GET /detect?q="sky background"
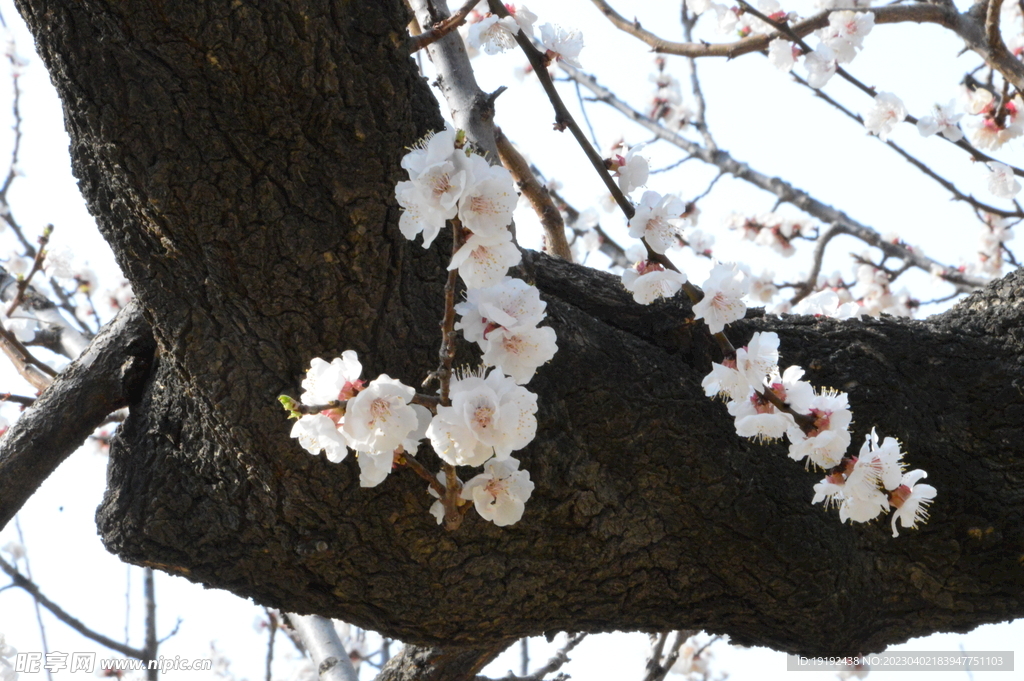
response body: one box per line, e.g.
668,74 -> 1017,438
0,0 -> 1021,679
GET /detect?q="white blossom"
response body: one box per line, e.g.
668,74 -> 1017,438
427,370 -> 538,466
612,143 -> 649,196
539,23 -> 584,68
343,375 -> 421,457
291,414 -> 349,463
449,229 -> 522,289
621,261 -> 687,304
804,43 -> 837,88
629,191 -> 685,254
467,15 -> 520,55
461,456 -> 535,526
889,469 -> 936,536
43,246 -> 74,280
787,389 -> 852,469
916,100 -> 964,142
300,353 -> 363,406
693,262 -> 748,333
735,331 -> 779,389
987,162 -> 1021,199
767,38 -> 796,72
457,154 -> 518,236
456,278 -> 547,344
791,289 -> 862,319
817,11 -> 874,63
702,361 -> 749,401
863,92 -> 907,141
482,324 -> 558,385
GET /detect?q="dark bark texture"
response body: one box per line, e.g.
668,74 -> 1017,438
12,0 -> 1024,662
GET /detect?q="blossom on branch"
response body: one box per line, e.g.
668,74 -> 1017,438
608,143 -> 649,196
449,229 -> 522,289
621,260 -> 687,304
987,162 -> 1021,199
817,10 -> 874,63
427,369 -> 538,467
291,414 -> 350,463
767,38 -> 797,72
457,154 -> 519,237
693,262 -> 748,333
916,100 -> 964,142
461,456 -> 535,526
539,23 -> 583,68
889,469 -> 936,537
863,92 -> 907,141
787,389 -> 853,469
803,44 -> 837,88
629,190 -> 686,254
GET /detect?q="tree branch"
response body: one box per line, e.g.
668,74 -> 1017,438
0,300 -> 155,531
0,553 -> 146,659
287,615 -> 359,681
558,60 -> 990,291
494,128 -> 573,261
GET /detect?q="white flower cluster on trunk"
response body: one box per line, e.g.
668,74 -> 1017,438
285,124 -> 554,528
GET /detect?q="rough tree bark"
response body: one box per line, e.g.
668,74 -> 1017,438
7,0 -> 1024,674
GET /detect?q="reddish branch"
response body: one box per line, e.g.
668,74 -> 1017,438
494,127 -> 573,261
408,0 -> 478,53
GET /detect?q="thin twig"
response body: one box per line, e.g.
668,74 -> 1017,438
5,225 -> 50,317
0,552 -> 147,660
408,0 -> 478,53
15,519 -> 53,681
557,60 -> 990,292
439,219 -> 464,531
144,567 -> 157,681
265,608 -> 277,681
494,127 -> 573,260
791,224 -> 843,305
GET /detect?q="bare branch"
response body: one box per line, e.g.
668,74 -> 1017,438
407,0 -> 501,161
0,301 -> 155,531
494,128 -> 573,260
487,633 -> 587,681
986,0 -> 1007,55
0,552 -> 146,660
286,615 -> 359,681
791,223 -> 843,305
408,0 -> 478,53
558,60 -> 990,291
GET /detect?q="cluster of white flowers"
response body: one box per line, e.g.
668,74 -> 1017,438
621,260 -> 687,305
396,124 -> 522,289
613,258 -> 935,535
462,3 -> 583,69
648,62 -> 693,130
289,352 -> 432,488
767,10 -> 875,89
852,262 -> 917,317
862,92 -> 907,142
962,86 -> 1023,151
987,161 -> 1021,200
455,277 -> 557,384
607,142 -> 650,196
913,90 -> 1022,199
689,0 -> 790,38
0,633 -> 16,681
975,214 -> 1014,276
288,123 -> 554,527
813,430 -> 936,536
726,212 -> 811,257
465,3 -> 536,55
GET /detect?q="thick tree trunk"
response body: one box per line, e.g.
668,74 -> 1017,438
12,0 -> 1024,660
